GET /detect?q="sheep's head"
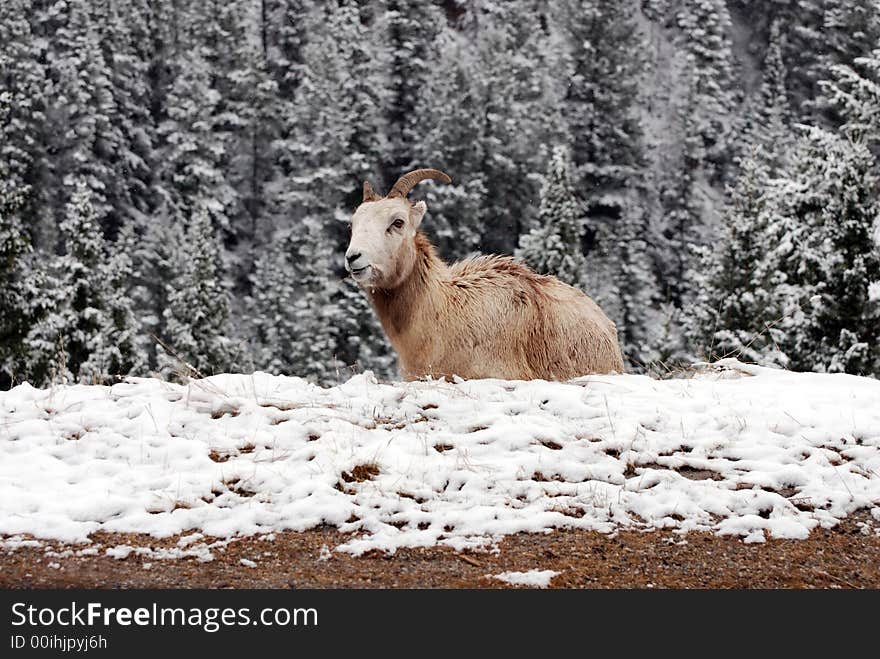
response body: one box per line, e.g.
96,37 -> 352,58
345,168 -> 451,289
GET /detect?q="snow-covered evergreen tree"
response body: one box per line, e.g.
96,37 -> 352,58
0,91 -> 35,387
41,0 -> 123,235
1,0 -> 49,246
688,153 -> 789,366
516,146 -> 585,288
601,200 -> 662,369
410,30 -> 485,259
246,239 -> 300,375
823,47 -> 880,143
156,44 -> 236,235
383,0 -> 447,177
159,206 -> 241,379
471,1 -> 559,255
556,0 -> 647,234
25,180 -> 142,385
411,1 -> 562,259
772,127 -> 880,375
92,0 -> 156,238
334,279 -> 396,382
801,0 -> 880,123
676,0 -> 738,180
261,0 -> 313,202
201,0 -> 277,251
658,65 -> 706,309
738,20 -> 794,173
691,47 -> 880,375
263,0 -> 312,99
286,0 -> 386,206
110,220 -> 152,373
284,219 -> 345,383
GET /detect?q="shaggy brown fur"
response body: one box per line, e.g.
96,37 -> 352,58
367,233 -> 625,380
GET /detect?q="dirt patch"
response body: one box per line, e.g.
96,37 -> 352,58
341,463 -> 380,483
2,513 -> 878,589
223,478 -> 257,498
539,439 -> 563,450
208,450 -> 231,463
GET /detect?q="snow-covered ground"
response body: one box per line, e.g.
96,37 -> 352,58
1,359 -> 879,556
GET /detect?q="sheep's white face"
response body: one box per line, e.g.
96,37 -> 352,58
345,197 -> 427,289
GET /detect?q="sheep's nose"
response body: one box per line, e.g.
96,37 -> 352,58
346,251 -> 362,265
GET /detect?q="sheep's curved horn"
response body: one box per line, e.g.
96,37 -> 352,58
363,180 -> 380,202
387,169 -> 452,198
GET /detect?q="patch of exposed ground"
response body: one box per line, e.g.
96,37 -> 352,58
2,512 -> 877,589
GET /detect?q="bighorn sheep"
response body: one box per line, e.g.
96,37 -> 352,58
345,168 -> 625,380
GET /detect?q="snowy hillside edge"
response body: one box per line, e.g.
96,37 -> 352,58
1,360 -> 879,555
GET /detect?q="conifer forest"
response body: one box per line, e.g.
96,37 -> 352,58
1,0 -> 879,388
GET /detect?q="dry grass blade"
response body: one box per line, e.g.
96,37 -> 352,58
151,333 -> 205,381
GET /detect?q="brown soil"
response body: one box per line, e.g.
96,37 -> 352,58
2,513 -> 878,589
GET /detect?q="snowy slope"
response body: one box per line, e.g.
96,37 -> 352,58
1,359 -> 878,555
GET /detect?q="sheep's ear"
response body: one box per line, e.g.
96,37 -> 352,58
411,201 -> 427,228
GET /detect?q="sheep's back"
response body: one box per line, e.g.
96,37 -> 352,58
444,256 -> 624,377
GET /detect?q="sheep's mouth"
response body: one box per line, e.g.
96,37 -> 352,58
350,265 -> 371,280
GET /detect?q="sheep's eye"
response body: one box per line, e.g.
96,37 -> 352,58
390,218 -> 405,230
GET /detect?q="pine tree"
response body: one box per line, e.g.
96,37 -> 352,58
676,0 -> 738,180
557,0 -> 647,235
771,0 -> 880,123
602,200 -> 662,368
658,64 -> 706,309
202,0 -> 277,249
383,0 -> 447,177
410,29 -> 485,258
688,153 -> 789,367
109,220 -> 152,374
263,0 -> 312,100
246,239 -> 300,375
25,180 -> 141,385
516,146 -> 586,288
25,181 -> 105,384
772,128 -> 880,375
0,0 -> 49,246
807,0 -> 880,123
691,49 -> 880,375
823,48 -> 880,143
156,44 -> 236,235
0,195 -> 31,386
133,209 -> 183,371
91,0 -> 156,239
470,1 -> 558,255
280,0 -> 387,217
159,206 -> 241,379
41,0 -> 124,235
763,53 -> 880,375
410,1 -> 563,259
0,91 -> 35,387
285,218 -> 344,383
738,20 -> 794,173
